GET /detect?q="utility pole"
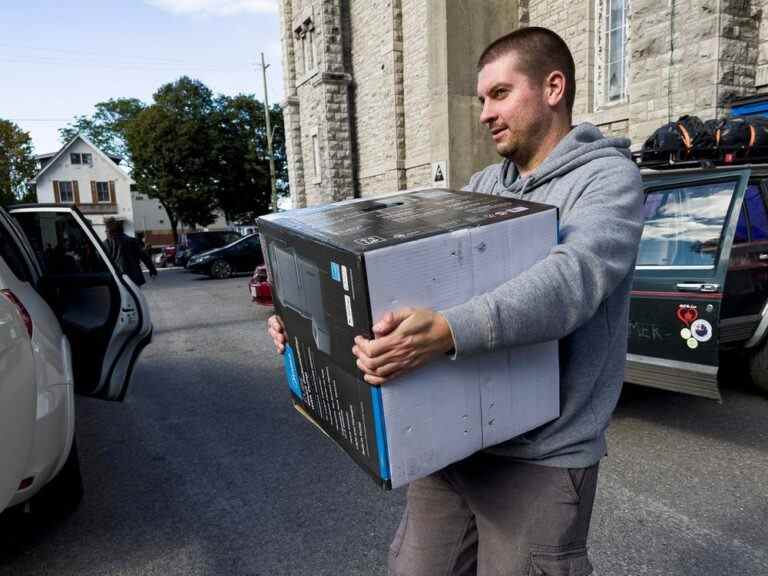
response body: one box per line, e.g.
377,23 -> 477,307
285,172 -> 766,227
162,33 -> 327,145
259,52 -> 278,213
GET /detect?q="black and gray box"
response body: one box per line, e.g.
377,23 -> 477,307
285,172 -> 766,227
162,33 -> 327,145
258,189 -> 560,489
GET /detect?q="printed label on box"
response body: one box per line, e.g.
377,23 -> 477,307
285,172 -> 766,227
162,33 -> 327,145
341,265 -> 349,291
330,262 -> 341,282
344,294 -> 354,327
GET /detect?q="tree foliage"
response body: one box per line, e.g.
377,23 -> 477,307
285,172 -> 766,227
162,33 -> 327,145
212,95 -> 288,221
59,98 -> 145,165
0,120 -> 37,208
67,78 -> 288,238
126,78 -> 220,239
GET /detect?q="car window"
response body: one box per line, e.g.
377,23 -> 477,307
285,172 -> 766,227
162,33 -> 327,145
734,184 -> 768,244
746,184 -> 768,240
12,212 -> 108,275
242,236 -> 260,249
0,219 -> 32,282
638,179 -> 737,268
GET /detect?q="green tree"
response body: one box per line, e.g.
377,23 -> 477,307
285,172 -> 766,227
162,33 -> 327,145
59,98 -> 145,165
0,120 -> 37,208
212,95 -> 284,222
126,77 -> 221,241
69,79 -> 290,239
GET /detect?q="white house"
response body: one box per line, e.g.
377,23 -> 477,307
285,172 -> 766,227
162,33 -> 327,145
34,135 -> 135,240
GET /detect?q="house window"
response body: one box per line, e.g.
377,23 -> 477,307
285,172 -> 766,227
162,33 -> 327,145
595,0 -> 630,107
70,153 -> 93,165
96,181 -> 110,203
59,181 -> 74,203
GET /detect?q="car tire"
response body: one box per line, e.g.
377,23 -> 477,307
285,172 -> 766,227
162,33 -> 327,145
748,340 -> 768,395
210,260 -> 233,279
26,438 -> 84,518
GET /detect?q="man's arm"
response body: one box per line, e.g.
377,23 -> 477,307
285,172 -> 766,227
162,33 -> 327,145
137,241 -> 158,276
441,158 -> 644,356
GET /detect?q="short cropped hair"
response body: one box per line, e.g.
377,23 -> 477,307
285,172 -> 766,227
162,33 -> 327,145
478,27 -> 576,116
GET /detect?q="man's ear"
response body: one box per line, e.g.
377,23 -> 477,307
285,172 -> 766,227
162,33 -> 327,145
544,70 -> 566,108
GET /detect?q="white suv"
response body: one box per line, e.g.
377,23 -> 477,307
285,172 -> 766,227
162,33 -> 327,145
0,205 -> 152,515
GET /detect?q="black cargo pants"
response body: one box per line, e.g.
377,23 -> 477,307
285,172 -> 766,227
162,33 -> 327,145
388,452 -> 599,576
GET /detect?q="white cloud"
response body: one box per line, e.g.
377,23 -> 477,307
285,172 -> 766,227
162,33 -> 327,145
145,0 -> 278,16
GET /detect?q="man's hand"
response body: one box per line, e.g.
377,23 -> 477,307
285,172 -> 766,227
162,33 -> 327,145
352,308 -> 455,385
267,315 -> 287,354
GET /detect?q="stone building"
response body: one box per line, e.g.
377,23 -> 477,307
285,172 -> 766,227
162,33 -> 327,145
279,0 -> 768,207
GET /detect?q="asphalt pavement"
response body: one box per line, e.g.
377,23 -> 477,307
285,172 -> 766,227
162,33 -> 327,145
0,269 -> 767,575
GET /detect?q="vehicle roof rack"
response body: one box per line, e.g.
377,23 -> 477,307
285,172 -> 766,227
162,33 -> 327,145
634,145 -> 768,170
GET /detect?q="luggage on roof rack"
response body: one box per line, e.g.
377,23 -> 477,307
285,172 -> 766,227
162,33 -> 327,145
640,115 -> 716,164
638,114 -> 768,168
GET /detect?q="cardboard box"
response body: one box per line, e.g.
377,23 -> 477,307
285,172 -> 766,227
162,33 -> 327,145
258,189 -> 560,489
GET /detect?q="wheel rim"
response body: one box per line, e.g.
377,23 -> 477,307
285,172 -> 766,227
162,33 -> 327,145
212,260 -> 231,278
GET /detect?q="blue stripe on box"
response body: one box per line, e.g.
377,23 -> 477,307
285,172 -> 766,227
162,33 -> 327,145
284,345 -> 302,399
330,262 -> 341,282
370,386 -> 390,481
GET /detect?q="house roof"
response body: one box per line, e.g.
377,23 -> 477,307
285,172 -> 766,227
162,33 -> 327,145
33,134 -> 127,182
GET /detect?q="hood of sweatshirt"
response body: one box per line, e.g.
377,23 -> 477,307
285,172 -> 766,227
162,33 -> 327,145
497,123 -> 632,196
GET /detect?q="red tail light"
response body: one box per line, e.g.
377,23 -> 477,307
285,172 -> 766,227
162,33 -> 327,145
1,289 -> 33,338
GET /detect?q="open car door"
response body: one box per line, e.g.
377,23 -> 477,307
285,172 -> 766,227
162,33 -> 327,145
8,205 -> 152,401
626,168 -> 750,400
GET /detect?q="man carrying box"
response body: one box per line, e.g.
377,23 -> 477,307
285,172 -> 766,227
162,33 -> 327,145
268,26 -> 644,576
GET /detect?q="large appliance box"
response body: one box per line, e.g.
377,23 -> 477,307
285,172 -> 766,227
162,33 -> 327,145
258,189 -> 560,489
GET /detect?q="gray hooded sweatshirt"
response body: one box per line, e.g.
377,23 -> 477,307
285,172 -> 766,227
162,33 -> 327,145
440,123 -> 645,468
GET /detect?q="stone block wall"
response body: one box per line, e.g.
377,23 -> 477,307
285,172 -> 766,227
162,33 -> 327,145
756,0 -> 768,89
281,0 -> 356,207
525,0 -> 762,145
347,0 -> 412,197
402,0 -> 432,188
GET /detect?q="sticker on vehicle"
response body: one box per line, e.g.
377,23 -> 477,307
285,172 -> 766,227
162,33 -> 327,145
691,319 -> 713,342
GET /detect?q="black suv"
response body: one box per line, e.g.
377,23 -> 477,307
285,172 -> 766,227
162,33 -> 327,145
176,231 -> 241,268
627,163 -> 768,399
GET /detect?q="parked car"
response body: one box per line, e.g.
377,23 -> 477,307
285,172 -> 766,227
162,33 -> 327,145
249,264 -> 273,305
176,231 -> 241,268
627,161 -> 768,399
187,233 -> 264,279
0,204 -> 152,516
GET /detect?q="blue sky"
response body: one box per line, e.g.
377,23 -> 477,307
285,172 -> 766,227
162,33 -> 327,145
0,0 -> 284,155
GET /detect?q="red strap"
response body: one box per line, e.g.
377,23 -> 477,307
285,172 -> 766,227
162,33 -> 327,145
678,124 -> 693,150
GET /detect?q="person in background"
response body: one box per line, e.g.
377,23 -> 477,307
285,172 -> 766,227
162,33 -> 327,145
105,218 -> 157,287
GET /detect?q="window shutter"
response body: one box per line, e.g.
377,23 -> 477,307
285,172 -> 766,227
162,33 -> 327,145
91,181 -> 97,203
53,181 -> 61,203
73,181 -> 80,204
109,181 -> 116,204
